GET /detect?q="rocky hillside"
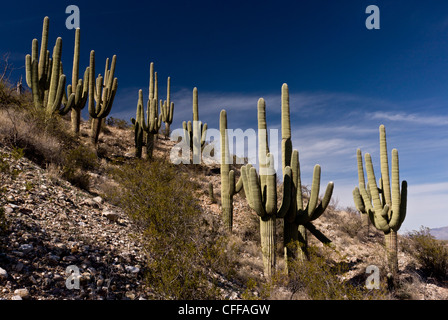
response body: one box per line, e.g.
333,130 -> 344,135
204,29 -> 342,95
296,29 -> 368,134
0,116 -> 447,300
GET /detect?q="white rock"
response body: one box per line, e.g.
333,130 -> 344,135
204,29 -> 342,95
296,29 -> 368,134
125,266 -> 140,274
0,267 -> 8,279
20,244 -> 33,253
14,288 -> 30,299
103,211 -> 119,222
93,196 -> 103,204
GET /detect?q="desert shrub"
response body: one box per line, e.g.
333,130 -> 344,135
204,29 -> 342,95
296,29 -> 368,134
60,144 -> 99,190
0,92 -> 77,167
109,159 -> 234,299
286,246 -> 389,300
106,117 -> 131,130
405,227 -> 448,281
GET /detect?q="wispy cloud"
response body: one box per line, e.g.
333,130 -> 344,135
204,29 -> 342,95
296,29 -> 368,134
368,111 -> 448,126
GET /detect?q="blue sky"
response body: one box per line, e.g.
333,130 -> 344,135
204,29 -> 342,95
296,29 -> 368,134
1,1 -> 447,232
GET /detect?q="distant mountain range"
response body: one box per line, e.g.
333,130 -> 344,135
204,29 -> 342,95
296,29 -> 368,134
430,226 -> 448,240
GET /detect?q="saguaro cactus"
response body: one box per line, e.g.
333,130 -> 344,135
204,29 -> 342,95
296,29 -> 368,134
353,124 -> 407,274
88,50 -> 118,145
183,87 -> 207,162
131,90 -> 146,158
69,28 -> 89,134
281,83 -> 334,263
240,98 -> 291,278
220,109 -> 243,231
161,77 -> 174,138
131,62 -> 163,159
25,16 -> 74,117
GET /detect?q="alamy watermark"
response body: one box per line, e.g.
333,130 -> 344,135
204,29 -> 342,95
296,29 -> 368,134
365,265 -> 380,289
65,5 -> 80,29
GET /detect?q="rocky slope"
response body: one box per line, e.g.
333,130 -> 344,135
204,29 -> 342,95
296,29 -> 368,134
1,121 -> 447,300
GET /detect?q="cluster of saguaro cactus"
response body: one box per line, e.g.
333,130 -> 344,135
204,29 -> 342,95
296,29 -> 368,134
25,17 -> 74,117
353,124 -> 407,274
25,16 -> 116,143
222,84 -> 333,278
239,98 -> 292,278
183,87 -> 207,161
88,51 -> 118,145
131,62 -> 171,159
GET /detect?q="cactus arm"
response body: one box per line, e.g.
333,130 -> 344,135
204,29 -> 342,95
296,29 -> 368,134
25,54 -> 32,88
235,175 -> 244,193
312,181 -> 334,220
47,38 -> 62,110
365,153 -> 384,216
306,164 -> 321,216
169,102 -> 174,123
353,187 -> 366,213
305,222 -> 332,246
281,83 -> 292,170
88,51 -> 96,116
379,125 -> 392,211
229,170 -> 235,196
389,148 -> 401,229
397,181 -> 408,230
264,154 -> 277,215
248,167 -> 266,218
241,165 -> 253,207
291,150 -> 303,210
277,166 -> 292,218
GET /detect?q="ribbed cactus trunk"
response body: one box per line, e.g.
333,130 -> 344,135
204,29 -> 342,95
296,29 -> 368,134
385,230 -> 398,275
220,110 -> 236,231
69,28 -> 89,134
260,215 -> 276,278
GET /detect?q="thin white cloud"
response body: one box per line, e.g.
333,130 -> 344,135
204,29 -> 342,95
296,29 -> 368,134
368,111 -> 448,126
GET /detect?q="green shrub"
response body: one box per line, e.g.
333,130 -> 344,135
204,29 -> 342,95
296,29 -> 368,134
286,246 -> 389,300
61,144 -> 98,190
106,117 -> 131,130
405,227 -> 448,281
109,159 -> 232,299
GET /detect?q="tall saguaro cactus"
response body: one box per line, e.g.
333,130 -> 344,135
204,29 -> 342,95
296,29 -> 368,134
353,125 -> 407,275
183,87 -> 207,163
88,50 -> 118,145
219,109 -> 243,231
161,77 -> 174,138
131,62 -> 163,159
25,16 -> 74,117
69,28 -> 89,134
240,98 -> 291,278
281,83 -> 334,263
